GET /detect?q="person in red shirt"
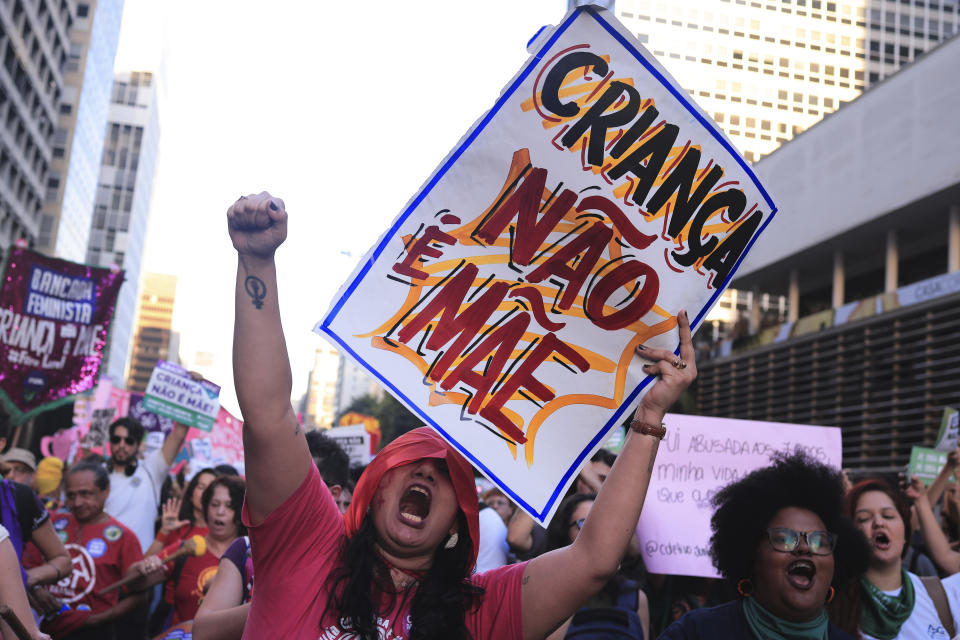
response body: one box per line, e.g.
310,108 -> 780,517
227,193 -> 697,639
32,460 -> 146,640
144,467 -> 218,558
131,475 -> 246,632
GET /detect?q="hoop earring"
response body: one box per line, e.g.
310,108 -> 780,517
444,533 -> 458,549
737,578 -> 754,598
825,586 -> 836,604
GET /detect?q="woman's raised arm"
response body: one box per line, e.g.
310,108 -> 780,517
228,192 -> 311,524
520,311 -> 697,640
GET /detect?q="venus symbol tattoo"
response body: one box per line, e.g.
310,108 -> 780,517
245,276 -> 267,309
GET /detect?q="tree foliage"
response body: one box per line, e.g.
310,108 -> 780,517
339,392 -> 422,449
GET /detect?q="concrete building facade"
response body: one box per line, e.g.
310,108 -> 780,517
334,355 -> 383,419
695,35 -> 960,473
0,0 -> 74,249
87,70 -> 160,384
302,344 -> 341,429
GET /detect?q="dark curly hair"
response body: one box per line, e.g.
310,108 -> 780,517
200,475 -> 247,537
545,493 -> 596,553
710,452 -> 869,591
322,511 -> 484,639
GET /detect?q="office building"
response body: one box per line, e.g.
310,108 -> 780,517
695,35 -> 960,473
335,355 -> 383,418
613,0 -> 957,162
87,70 -> 160,383
0,0 -> 74,249
865,0 -> 958,84
39,0 -> 124,261
302,343 -> 341,429
126,272 -> 178,392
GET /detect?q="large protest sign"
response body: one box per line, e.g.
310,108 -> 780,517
0,246 -> 123,420
143,361 -> 220,431
638,414 -> 841,578
317,6 -> 778,524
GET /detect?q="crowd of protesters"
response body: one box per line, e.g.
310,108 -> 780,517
0,191 -> 955,639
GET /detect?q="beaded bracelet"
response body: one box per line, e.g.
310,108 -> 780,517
630,419 -> 667,440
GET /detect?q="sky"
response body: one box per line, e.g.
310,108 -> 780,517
113,0 -> 565,415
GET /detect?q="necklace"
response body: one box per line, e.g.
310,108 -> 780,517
380,556 -> 427,590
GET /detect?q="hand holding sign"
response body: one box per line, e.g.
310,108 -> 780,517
227,193 -> 287,261
635,310 -> 697,417
904,476 -> 928,506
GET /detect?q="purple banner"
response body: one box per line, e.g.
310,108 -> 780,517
0,246 -> 124,419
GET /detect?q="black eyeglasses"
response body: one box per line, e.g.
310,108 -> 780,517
110,435 -> 138,446
766,527 -> 837,555
569,518 -> 586,531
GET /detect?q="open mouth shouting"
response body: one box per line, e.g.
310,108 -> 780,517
398,484 -> 432,528
873,531 -> 891,551
786,559 -> 816,591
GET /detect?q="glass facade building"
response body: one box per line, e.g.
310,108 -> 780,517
87,70 -> 159,383
0,0 -> 73,250
39,0 -> 125,261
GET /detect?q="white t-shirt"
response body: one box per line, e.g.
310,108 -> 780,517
860,571 -> 960,640
474,506 -> 509,574
0,524 -> 8,545
103,449 -> 170,552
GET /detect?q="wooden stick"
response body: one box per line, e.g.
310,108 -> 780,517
0,604 -> 33,640
98,535 -> 206,595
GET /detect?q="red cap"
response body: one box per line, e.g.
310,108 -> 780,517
344,427 -> 479,571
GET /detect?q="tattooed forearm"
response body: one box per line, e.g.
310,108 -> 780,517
245,276 -> 267,309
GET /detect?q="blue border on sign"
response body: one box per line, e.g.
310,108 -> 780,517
319,7 -> 779,521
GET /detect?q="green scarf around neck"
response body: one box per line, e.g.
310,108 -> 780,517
858,569 -> 915,640
742,596 -> 830,640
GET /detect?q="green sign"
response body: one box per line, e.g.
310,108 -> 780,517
909,446 -> 953,486
604,426 -> 626,454
143,361 -> 219,432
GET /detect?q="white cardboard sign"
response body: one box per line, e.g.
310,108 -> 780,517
638,414 -> 842,578
317,7 -> 778,525
327,424 -> 374,466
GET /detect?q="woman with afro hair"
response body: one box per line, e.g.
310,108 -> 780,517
660,452 -> 870,640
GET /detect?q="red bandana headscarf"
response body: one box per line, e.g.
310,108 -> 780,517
344,427 -> 480,571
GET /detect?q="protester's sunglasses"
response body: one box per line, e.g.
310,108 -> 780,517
110,435 -> 138,446
766,527 -> 836,555
569,518 -> 586,531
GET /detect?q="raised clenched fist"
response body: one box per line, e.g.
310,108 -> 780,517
226,192 -> 287,260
